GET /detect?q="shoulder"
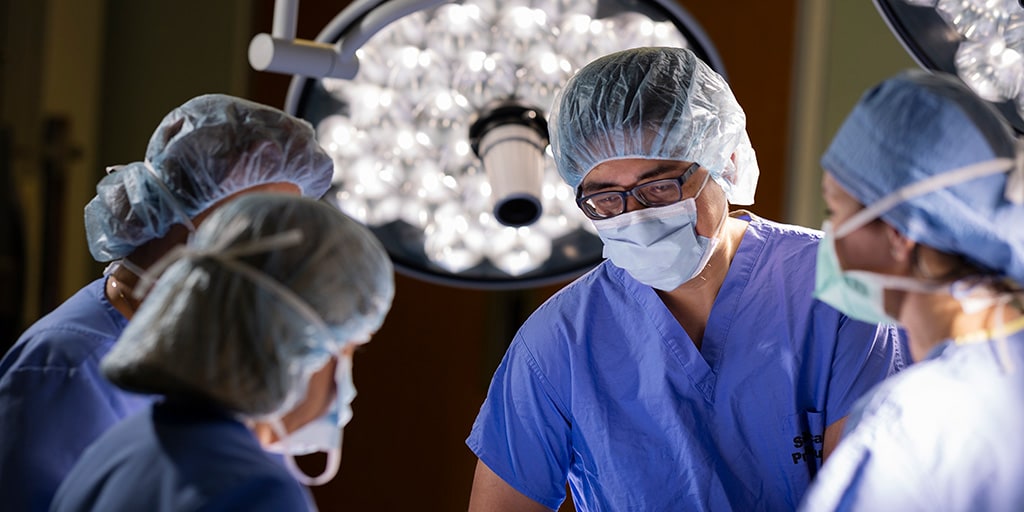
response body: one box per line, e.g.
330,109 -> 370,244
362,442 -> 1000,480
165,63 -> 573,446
529,261 -> 638,321
846,357 -> 971,435
2,278 -> 122,374
741,212 -> 822,249
516,261 -> 643,349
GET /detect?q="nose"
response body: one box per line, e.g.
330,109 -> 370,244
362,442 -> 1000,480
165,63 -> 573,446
623,193 -> 646,213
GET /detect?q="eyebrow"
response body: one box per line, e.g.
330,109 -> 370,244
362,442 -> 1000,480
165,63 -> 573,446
581,162 -> 686,194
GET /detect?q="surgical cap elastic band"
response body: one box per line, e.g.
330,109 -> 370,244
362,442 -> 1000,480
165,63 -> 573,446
835,157 -> 1015,239
133,228 -> 299,297
141,160 -> 197,234
134,227 -> 342,356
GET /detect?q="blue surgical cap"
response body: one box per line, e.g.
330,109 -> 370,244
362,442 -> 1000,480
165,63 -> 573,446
549,46 -> 759,204
822,69 -> 1024,284
85,94 -> 334,262
101,193 -> 395,416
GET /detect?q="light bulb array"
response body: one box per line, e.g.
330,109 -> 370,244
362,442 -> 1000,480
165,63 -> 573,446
903,0 -> 1024,117
307,0 -> 692,280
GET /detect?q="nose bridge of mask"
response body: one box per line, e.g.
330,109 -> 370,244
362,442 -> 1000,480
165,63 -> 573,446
593,170 -> 711,230
833,158 -> 1015,240
334,352 -> 357,427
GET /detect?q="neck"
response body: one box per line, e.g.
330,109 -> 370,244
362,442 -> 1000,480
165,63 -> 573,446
106,261 -> 143,319
658,215 -> 748,348
900,290 -> 1024,360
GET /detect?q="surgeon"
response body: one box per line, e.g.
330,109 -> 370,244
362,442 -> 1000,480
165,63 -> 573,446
0,94 -> 333,511
466,46 -> 907,511
798,71 -> 1024,511
48,193 -> 394,511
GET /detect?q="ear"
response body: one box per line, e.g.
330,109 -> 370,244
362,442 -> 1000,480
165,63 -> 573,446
885,225 -> 914,263
724,152 -> 739,185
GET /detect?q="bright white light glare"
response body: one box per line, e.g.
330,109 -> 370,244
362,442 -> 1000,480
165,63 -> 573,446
920,0 -> 1024,110
485,226 -> 553,276
937,0 -> 1012,41
955,37 -> 1023,101
313,0 -> 694,279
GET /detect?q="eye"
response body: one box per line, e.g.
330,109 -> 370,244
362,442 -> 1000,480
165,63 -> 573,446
645,182 -> 675,194
592,194 -> 621,206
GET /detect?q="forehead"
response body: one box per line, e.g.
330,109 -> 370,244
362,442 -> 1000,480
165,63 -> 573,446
821,171 -> 859,205
581,158 -> 693,191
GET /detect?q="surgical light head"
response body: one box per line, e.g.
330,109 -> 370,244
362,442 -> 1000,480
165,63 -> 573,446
549,46 -> 758,205
85,94 -> 334,262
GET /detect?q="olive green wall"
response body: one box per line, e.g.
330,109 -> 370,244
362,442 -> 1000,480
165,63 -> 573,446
786,0 -> 916,228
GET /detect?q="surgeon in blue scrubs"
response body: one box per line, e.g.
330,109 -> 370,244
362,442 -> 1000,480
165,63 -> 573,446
799,71 -> 1024,511
49,193 -> 394,511
466,47 -> 908,511
0,94 -> 333,511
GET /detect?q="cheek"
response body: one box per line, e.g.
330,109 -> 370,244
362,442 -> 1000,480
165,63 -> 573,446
695,183 -> 727,235
835,228 -> 892,272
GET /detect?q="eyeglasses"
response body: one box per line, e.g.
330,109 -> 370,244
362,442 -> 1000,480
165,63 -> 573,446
575,162 -> 701,220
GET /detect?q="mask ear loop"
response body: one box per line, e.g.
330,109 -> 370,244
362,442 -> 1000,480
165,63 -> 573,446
834,158 -> 1015,239
991,297 -> 1017,374
951,279 -> 1019,374
269,417 -> 344,487
1004,140 -> 1024,205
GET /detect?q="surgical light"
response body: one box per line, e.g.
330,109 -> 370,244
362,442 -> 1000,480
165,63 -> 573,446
249,0 -> 724,289
874,0 -> 1024,134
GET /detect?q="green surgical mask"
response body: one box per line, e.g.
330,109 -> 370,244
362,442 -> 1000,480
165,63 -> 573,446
813,221 -> 899,325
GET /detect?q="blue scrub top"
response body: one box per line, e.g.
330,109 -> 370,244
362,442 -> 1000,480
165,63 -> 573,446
50,399 -> 317,512
799,321 -> 1024,512
467,214 -> 907,511
0,278 -> 154,511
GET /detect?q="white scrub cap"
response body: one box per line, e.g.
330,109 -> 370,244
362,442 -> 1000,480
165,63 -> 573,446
85,94 -> 334,262
549,46 -> 759,204
822,70 -> 1024,284
101,193 -> 395,416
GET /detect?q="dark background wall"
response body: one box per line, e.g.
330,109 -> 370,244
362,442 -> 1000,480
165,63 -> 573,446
0,0 -> 912,510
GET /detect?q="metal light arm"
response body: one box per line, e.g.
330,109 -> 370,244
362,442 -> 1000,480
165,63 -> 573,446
248,0 -> 446,79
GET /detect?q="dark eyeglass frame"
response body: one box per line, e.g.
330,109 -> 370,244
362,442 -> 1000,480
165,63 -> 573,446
575,162 -> 701,220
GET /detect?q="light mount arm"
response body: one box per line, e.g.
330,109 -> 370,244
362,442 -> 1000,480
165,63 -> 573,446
248,0 -> 447,79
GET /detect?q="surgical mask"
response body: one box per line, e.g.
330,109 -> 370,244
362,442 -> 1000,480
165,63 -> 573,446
594,172 -> 722,291
266,352 -> 356,486
814,158 -> 1016,324
814,221 -> 903,324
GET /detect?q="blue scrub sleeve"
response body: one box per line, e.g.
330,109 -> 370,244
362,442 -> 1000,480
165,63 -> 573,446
0,334 -> 140,511
824,320 -> 906,427
467,336 -> 572,510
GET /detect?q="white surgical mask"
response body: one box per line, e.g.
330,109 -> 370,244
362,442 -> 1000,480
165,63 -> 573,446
266,353 -> 356,486
594,172 -> 723,291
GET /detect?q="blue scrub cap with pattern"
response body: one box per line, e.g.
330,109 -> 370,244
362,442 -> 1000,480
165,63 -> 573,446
822,69 -> 1024,284
85,94 -> 334,262
549,46 -> 759,205
101,193 -> 394,416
